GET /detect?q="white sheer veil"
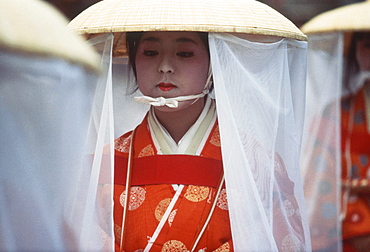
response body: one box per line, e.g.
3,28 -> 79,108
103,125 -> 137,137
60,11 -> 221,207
210,33 -> 309,251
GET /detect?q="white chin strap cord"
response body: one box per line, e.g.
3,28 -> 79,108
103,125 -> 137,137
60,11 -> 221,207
134,90 -> 209,108
134,66 -> 213,108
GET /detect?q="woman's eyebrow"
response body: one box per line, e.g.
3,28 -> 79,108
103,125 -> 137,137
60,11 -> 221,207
140,37 -> 160,43
176,37 -> 198,44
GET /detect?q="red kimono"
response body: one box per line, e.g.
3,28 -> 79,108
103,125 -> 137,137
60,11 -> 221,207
304,86 -> 370,251
113,108 -> 304,251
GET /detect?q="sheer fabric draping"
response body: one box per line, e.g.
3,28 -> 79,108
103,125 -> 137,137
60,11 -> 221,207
210,33 -> 310,251
0,48 -> 115,251
300,32 -> 343,251
84,32 -> 310,251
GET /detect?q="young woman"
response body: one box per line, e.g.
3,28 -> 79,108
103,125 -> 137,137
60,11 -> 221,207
69,0 -> 311,250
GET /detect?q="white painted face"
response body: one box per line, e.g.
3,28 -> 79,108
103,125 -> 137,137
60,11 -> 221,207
135,31 -> 209,112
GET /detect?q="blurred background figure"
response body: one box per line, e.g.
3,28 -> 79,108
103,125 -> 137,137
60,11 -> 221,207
0,0 -> 111,251
300,1 -> 370,251
259,0 -> 363,27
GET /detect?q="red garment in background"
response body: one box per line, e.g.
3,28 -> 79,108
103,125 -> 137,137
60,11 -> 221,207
341,87 -> 370,240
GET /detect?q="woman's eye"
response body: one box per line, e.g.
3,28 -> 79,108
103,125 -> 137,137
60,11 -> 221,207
177,52 -> 194,58
143,50 -> 158,56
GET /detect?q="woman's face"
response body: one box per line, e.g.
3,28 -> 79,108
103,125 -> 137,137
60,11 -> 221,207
135,31 -> 209,108
356,35 -> 370,71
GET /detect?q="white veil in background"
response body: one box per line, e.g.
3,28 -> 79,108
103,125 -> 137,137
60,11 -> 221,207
0,50 -> 100,251
0,0 -> 114,251
300,32 -> 343,251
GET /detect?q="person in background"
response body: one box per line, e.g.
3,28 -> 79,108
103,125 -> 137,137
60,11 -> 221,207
301,1 -> 370,251
340,31 -> 370,252
0,0 -> 104,250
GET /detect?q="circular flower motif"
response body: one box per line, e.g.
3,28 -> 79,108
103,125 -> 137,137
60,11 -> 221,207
210,126 -> 221,147
354,110 -> 365,124
281,234 -> 301,252
283,199 -> 295,217
274,159 -> 284,174
155,198 -> 171,222
168,209 -> 178,227
161,240 -> 188,252
184,186 -> 210,202
119,186 -> 146,211
321,202 -> 336,219
138,144 -> 155,157
214,242 -> 231,252
318,180 -> 332,195
348,211 -> 364,223
217,189 -> 228,210
114,224 -> 122,244
115,134 -> 131,153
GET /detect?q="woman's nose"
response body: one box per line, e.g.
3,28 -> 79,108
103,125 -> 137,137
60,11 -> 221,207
158,56 -> 175,74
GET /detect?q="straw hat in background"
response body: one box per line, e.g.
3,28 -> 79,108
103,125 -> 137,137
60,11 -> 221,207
301,0 -> 370,55
68,0 -> 307,57
301,0 -> 370,34
0,0 -> 100,72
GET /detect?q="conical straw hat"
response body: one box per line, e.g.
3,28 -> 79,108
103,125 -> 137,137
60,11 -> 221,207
0,0 -> 100,72
69,0 -> 306,56
301,0 -> 370,35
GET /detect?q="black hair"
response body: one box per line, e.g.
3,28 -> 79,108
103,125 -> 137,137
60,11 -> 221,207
126,32 -> 144,77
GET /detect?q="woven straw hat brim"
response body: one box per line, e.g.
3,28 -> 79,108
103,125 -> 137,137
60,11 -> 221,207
0,0 -> 100,72
301,0 -> 370,35
69,0 -> 306,42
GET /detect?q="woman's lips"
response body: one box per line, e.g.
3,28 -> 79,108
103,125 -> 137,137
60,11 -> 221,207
158,82 -> 175,92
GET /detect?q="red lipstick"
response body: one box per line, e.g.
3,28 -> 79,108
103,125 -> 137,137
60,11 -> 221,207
158,82 -> 175,92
